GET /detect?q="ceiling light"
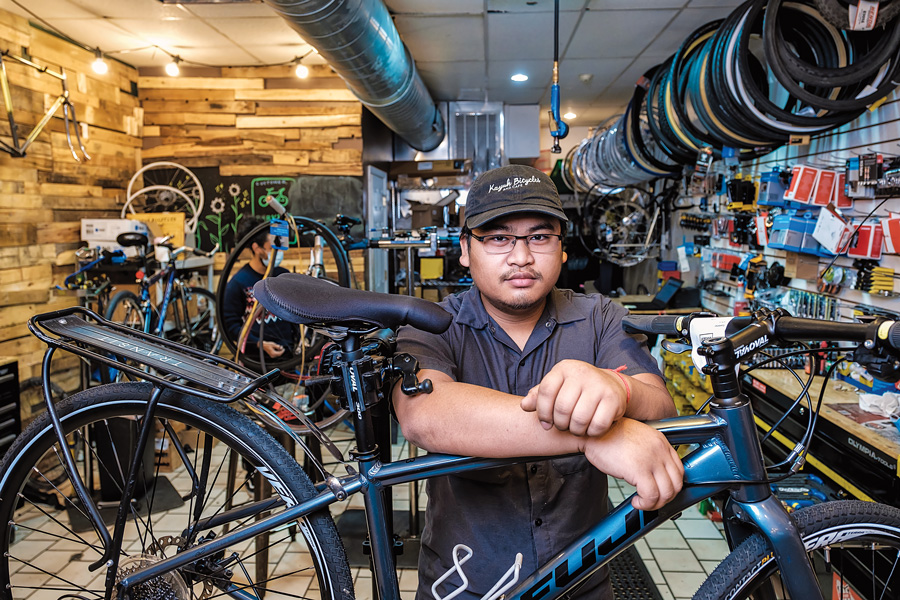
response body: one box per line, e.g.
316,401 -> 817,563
563,112 -> 576,120
294,58 -> 309,79
510,73 -> 528,82
165,56 -> 181,77
91,49 -> 108,75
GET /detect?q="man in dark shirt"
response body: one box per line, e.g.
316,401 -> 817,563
222,217 -> 297,360
394,165 -> 683,599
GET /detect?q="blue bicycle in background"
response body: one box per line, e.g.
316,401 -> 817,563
104,232 -> 220,355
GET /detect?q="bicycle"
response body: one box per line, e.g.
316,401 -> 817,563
105,232 -> 220,354
7,273 -> 900,600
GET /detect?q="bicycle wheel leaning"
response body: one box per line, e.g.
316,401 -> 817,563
105,289 -> 147,331
168,285 -> 222,353
0,382 -> 354,600
695,500 -> 900,599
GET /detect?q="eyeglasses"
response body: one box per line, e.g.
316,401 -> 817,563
468,232 -> 564,254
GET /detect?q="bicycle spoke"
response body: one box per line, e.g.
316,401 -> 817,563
7,554 -> 105,598
13,495 -> 104,555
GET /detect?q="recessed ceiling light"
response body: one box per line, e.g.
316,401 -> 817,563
510,73 -> 528,82
563,112 -> 576,119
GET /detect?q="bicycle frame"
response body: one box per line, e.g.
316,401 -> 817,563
117,405 -> 818,600
0,51 -> 90,161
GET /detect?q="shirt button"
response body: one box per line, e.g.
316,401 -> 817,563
519,359 -> 525,367
530,465 -> 538,474
535,518 -> 543,527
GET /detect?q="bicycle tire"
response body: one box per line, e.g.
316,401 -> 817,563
105,289 -> 147,330
693,500 -> 900,599
168,285 -> 222,354
215,218 -> 350,372
815,0 -> 900,30
0,382 -> 354,600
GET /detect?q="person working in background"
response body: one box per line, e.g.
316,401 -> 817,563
222,217 -> 298,360
394,165 -> 683,599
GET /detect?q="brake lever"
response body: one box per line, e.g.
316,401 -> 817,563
661,339 -> 692,354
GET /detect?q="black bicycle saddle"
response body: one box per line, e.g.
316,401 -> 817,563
117,232 -> 149,248
253,273 -> 453,334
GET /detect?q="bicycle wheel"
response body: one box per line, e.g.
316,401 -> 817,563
105,290 -> 147,331
167,285 -> 222,354
215,217 -> 350,372
0,382 -> 354,600
694,500 -> 900,599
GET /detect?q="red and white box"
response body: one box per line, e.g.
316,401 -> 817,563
846,223 -> 884,259
883,214 -> 900,254
834,172 -> 853,208
811,170 -> 836,206
783,165 -> 820,203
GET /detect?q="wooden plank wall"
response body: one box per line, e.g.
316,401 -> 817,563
138,64 -> 363,177
0,8 -> 142,403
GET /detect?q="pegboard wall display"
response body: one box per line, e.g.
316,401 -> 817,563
141,167 -> 363,253
558,0 -> 900,357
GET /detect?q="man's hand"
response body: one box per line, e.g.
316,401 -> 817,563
521,360 -> 627,437
261,341 -> 285,358
581,419 -> 684,511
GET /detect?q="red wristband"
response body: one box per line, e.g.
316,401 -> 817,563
610,365 -> 631,404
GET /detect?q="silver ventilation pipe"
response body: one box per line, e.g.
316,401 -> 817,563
261,0 -> 445,152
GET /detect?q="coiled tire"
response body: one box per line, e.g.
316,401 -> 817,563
0,382 -> 355,600
815,0 -> 900,29
694,500 -> 900,599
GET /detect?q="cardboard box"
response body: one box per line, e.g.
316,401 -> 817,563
411,204 -> 444,229
783,251 -> 820,280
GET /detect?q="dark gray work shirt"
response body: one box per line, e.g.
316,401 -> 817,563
396,286 -> 663,600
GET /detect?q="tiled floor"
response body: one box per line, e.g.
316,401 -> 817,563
8,423 -> 728,600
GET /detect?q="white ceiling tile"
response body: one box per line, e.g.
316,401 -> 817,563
557,57 -> 632,90
487,83 -> 546,104
209,17 -> 309,47
487,0 -> 590,12
488,59 -> 553,88
588,0 -> 685,9
0,0 -> 92,19
107,17 -> 231,51
687,0 -> 744,7
487,11 -> 580,60
417,61 -> 488,101
385,1 -> 484,14
69,0 -> 188,20
393,15 -> 485,62
180,2 -> 281,19
566,9 -> 678,58
641,7 -> 735,58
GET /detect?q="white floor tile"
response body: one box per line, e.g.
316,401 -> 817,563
664,571 -> 707,599
652,548 -> 703,572
687,537 -> 730,561
675,517 -> 724,540
645,527 -> 690,550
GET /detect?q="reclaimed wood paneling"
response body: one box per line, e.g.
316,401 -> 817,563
140,65 -> 362,176
0,7 -> 142,398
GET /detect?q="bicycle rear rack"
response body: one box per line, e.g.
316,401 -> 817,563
29,306 -> 278,402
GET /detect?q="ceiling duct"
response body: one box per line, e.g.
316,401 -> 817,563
260,0 -> 444,152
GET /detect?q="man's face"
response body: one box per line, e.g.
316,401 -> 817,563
460,213 -> 567,313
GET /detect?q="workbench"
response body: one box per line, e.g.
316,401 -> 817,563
742,369 -> 900,507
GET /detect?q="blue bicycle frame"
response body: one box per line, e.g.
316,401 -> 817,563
119,405 -> 820,600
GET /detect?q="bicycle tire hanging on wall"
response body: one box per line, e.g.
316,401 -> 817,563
120,161 -> 205,234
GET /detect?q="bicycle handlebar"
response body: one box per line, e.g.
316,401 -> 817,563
622,309 -> 900,358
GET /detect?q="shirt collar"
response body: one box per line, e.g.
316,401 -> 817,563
454,286 -> 587,329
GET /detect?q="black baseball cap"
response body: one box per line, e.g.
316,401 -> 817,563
464,164 -> 568,229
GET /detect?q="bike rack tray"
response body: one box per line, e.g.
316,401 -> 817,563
29,307 -> 278,402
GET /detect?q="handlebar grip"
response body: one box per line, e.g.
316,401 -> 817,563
621,315 -> 681,336
269,200 -> 287,216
